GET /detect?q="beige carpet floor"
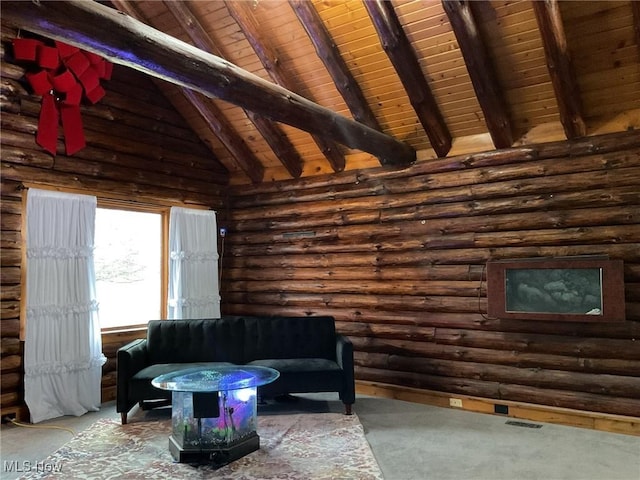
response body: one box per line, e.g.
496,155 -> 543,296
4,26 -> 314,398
2,393 -> 639,480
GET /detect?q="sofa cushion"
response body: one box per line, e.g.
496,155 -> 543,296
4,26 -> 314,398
242,316 -> 336,362
147,318 -> 245,364
247,358 -> 344,395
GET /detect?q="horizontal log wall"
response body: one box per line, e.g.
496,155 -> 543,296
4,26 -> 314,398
0,25 -> 228,419
224,129 -> 640,417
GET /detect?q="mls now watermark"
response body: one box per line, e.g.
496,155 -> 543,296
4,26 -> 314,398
3,460 -> 63,474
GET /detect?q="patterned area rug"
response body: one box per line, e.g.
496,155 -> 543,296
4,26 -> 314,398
18,413 -> 383,479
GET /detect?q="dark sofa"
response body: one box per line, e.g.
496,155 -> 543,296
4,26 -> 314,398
116,315 -> 355,424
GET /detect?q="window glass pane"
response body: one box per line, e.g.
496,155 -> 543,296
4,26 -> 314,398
95,208 -> 161,329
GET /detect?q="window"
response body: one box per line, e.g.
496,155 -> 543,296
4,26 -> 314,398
94,206 -> 168,330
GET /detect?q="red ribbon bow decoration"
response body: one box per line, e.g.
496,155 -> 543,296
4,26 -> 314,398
12,37 -> 113,156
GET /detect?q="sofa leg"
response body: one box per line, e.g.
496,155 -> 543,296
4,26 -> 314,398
121,412 -> 128,425
344,403 -> 353,415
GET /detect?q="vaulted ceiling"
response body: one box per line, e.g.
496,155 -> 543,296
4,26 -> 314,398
4,1 -> 640,185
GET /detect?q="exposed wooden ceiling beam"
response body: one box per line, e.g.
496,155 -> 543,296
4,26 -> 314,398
225,1 -> 347,173
244,111 -> 304,178
163,0 -> 303,179
182,89 -> 265,183
111,0 -> 262,183
532,0 -> 587,139
363,0 -> 451,158
1,0 -> 415,168
289,0 -> 383,132
442,0 -> 513,149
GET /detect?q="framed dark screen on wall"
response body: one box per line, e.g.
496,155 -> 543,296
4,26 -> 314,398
486,257 -> 625,322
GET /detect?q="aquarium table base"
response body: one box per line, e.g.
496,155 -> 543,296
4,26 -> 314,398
168,429 -> 260,466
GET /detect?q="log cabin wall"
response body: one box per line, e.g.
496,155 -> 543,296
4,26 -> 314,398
1,16 -> 639,430
224,131 -> 640,420
0,25 -> 228,418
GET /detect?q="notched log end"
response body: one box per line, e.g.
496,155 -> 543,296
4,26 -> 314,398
378,144 -> 417,167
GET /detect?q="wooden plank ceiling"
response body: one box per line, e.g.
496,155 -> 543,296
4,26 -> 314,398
3,1 -> 640,185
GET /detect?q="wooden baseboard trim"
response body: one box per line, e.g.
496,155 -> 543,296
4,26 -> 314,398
0,406 -> 28,424
356,381 -> 640,436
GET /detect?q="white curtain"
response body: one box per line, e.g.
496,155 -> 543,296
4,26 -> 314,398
24,189 -> 106,423
168,207 -> 220,319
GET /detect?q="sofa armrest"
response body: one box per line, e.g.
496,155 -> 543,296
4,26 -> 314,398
336,334 -> 352,368
336,334 -> 355,405
116,338 -> 148,413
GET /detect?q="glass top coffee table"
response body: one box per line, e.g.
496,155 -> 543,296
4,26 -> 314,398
152,365 -> 279,466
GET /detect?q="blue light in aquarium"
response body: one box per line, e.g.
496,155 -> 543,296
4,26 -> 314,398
236,388 -> 253,403
171,387 -> 258,449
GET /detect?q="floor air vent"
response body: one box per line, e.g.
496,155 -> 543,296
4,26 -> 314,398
505,420 -> 543,429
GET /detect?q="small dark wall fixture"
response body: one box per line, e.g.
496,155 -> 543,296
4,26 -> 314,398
486,256 -> 626,322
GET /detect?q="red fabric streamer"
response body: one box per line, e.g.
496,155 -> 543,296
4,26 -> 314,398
12,37 -> 112,156
60,105 -> 86,155
36,94 -> 59,156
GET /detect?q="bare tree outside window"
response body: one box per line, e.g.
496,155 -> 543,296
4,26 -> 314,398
94,208 -> 161,329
